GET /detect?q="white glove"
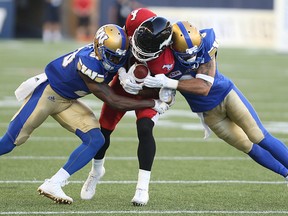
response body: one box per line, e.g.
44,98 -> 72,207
118,67 -> 143,95
159,87 -> 176,106
144,74 -> 179,89
127,63 -> 137,76
153,99 -> 170,114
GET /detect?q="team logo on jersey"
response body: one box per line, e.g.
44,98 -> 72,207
95,27 -> 109,45
162,64 -> 173,71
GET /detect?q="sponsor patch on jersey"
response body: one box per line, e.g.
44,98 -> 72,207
168,70 -> 182,79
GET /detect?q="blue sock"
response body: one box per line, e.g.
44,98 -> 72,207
248,144 -> 288,177
0,133 -> 16,155
258,133 -> 288,168
63,128 -> 104,175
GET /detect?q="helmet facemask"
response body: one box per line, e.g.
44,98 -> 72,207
174,42 -> 204,69
98,45 -> 128,72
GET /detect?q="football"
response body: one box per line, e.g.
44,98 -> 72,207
131,64 -> 150,83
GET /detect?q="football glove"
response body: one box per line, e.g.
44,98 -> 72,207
118,67 -> 143,95
144,74 -> 179,89
153,99 -> 170,114
159,87 -> 176,106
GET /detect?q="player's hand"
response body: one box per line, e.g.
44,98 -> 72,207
144,74 -> 179,89
118,67 -> 143,95
153,99 -> 170,114
127,63 -> 137,76
159,87 -> 176,106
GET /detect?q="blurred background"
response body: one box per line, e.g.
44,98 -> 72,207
0,0 -> 287,52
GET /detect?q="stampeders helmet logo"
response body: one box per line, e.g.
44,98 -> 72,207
130,8 -> 140,20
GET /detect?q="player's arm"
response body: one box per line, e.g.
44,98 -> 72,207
144,55 -> 216,96
177,57 -> 216,96
79,72 -> 156,111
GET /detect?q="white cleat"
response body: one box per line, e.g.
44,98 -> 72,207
131,188 -> 149,206
37,179 -> 73,204
80,167 -> 105,200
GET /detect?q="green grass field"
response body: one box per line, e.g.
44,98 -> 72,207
0,40 -> 288,216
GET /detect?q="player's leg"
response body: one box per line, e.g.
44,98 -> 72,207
232,87 -> 288,168
131,109 -> 159,206
81,78 -> 127,200
204,90 -> 288,178
0,82 -> 52,155
38,99 -> 104,204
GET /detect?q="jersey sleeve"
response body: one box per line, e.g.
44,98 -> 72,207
200,28 -> 219,63
77,56 -> 105,83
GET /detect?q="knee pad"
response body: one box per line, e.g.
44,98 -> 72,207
76,128 -> 105,151
93,127 -> 113,159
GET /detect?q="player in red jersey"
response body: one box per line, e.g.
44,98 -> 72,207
81,8 -> 175,206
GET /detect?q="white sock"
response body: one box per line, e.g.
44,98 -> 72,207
52,31 -> 62,42
136,169 -> 151,191
42,30 -> 52,43
50,168 -> 70,183
91,158 -> 105,175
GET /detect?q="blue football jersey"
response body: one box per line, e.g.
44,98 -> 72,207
169,28 -> 234,112
45,44 -> 117,99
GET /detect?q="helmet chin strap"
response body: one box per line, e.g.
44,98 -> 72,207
103,61 -> 114,71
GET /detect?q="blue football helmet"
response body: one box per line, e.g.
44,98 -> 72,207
94,24 -> 129,72
172,21 -> 204,69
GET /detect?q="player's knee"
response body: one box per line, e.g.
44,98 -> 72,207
137,118 -> 154,137
0,133 -> 16,155
246,127 -> 265,144
76,128 -> 105,150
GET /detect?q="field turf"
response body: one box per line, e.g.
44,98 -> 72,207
0,40 -> 288,215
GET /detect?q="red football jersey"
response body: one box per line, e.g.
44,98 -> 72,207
146,47 -> 175,75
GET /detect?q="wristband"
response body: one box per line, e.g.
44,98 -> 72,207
195,74 -> 214,85
166,78 -> 179,89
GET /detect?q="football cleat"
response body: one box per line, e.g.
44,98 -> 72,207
131,188 -> 149,206
37,179 -> 73,204
80,167 -> 105,200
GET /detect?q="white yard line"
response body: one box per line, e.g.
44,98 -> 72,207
0,180 -> 286,184
0,156 -> 250,160
1,210 -> 288,215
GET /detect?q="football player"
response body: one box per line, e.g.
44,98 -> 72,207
0,24 -> 169,204
81,8 -> 175,206
144,21 -> 288,180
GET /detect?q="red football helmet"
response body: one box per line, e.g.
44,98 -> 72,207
124,8 -> 157,37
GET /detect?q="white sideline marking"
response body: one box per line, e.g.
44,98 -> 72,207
0,180 -> 286,184
1,210 -> 288,215
0,156 -> 250,160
